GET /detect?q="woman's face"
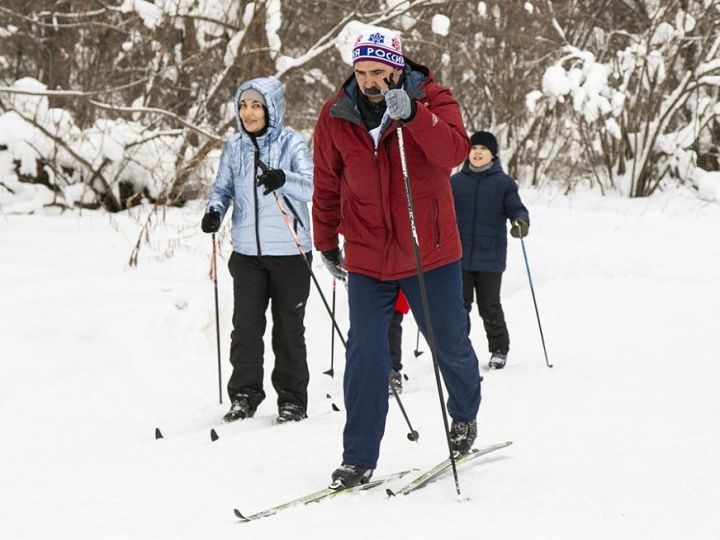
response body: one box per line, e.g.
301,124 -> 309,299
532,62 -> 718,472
239,99 -> 266,133
468,145 -> 493,168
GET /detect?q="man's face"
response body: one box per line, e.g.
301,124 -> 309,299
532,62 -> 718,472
469,145 -> 493,168
353,61 -> 403,103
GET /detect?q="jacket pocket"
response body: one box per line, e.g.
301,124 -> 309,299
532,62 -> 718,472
433,199 -> 440,248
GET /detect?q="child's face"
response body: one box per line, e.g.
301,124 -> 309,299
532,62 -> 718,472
469,145 -> 493,168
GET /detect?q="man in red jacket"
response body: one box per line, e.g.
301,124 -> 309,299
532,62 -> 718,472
312,26 -> 482,489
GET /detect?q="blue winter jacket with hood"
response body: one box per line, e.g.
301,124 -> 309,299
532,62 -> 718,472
451,157 -> 529,272
207,77 -> 313,255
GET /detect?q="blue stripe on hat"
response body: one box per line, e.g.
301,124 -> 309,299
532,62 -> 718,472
352,45 -> 404,68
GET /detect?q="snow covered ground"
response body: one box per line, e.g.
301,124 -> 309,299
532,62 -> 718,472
1,185 -> 719,539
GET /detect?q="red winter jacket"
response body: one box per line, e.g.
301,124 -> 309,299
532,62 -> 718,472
312,60 -> 470,281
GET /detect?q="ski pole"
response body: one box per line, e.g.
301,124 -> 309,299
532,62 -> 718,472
323,278 -> 336,377
517,227 -> 553,368
396,124 -> 461,495
413,327 -> 423,357
211,233 -> 223,404
269,186 -> 419,441
390,380 -> 419,441
252,150 -> 348,348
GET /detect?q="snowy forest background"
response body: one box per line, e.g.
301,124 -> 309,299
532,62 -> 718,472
2,3 -> 720,538
2,0 -> 720,237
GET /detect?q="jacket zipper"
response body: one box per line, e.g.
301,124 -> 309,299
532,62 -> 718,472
251,137 -> 262,256
470,179 -> 480,262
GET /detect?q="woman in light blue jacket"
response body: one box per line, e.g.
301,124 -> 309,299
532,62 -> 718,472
201,77 -> 314,424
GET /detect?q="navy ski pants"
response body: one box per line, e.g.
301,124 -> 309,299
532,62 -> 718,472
343,261 -> 482,469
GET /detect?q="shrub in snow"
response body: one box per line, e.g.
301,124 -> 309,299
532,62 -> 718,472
526,3 -> 720,198
0,77 -> 189,213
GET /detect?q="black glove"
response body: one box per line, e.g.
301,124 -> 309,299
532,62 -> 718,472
256,169 -> 286,195
321,248 -> 347,281
510,219 -> 529,239
201,208 -> 221,233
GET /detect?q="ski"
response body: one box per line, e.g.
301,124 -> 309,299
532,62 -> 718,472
386,440 -> 513,496
233,469 -> 415,522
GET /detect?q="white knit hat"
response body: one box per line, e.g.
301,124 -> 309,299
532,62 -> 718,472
352,26 -> 404,69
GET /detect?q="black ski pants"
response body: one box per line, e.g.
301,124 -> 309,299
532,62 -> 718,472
462,270 -> 509,354
227,252 -> 311,411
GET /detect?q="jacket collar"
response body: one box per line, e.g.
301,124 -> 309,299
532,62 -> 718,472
461,157 -> 504,175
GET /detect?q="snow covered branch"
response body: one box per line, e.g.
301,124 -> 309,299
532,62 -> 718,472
87,100 -> 222,142
273,0 -> 438,78
0,86 -> 222,141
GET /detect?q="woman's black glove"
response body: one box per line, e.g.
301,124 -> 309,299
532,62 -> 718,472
257,169 -> 286,195
201,208 -> 221,233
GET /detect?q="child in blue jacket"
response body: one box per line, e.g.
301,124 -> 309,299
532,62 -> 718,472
451,131 -> 529,369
